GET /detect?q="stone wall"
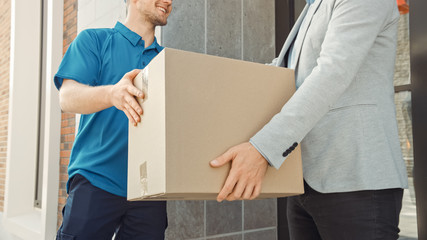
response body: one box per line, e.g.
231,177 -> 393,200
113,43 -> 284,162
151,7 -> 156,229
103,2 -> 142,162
162,1 -> 277,239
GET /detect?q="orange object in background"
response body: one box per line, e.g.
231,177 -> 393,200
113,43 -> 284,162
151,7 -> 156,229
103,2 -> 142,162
397,0 -> 409,15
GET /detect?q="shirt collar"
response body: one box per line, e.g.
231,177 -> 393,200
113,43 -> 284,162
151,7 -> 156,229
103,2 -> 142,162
114,22 -> 163,52
306,0 -> 315,4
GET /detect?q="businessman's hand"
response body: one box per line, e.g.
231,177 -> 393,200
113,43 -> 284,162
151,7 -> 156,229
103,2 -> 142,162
110,69 -> 144,126
210,142 -> 268,202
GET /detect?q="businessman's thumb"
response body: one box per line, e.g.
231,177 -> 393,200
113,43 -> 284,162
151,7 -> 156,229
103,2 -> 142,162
210,150 -> 233,168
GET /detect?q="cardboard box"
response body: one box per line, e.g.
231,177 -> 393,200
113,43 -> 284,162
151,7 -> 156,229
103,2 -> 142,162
128,48 -> 303,201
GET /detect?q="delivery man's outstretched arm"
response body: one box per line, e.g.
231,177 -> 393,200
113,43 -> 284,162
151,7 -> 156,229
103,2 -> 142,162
59,69 -> 144,126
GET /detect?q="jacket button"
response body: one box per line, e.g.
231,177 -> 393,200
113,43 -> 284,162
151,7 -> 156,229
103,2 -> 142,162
289,146 -> 295,151
282,151 -> 288,157
293,142 -> 298,147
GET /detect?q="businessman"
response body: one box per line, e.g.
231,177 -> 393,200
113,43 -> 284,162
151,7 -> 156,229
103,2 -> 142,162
211,0 -> 408,239
55,0 -> 173,239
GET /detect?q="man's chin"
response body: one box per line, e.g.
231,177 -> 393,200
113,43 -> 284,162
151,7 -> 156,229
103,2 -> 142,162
158,20 -> 167,26
152,18 -> 167,27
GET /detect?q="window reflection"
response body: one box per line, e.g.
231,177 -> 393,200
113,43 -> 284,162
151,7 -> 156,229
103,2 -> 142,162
394,13 -> 410,86
393,8 -> 417,239
395,91 -> 417,239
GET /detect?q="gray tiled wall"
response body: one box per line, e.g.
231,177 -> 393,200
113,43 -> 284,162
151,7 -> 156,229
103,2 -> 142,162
162,0 -> 277,239
243,0 -> 275,63
162,0 -> 205,53
206,201 -> 242,236
206,0 -> 242,59
162,0 -> 275,64
244,199 -> 276,231
244,229 -> 277,240
166,201 -> 205,239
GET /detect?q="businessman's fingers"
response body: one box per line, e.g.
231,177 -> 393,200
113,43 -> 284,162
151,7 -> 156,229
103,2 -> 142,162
226,179 -> 247,201
214,142 -> 268,202
250,184 -> 262,200
217,171 -> 238,202
210,148 -> 235,168
242,184 -> 255,200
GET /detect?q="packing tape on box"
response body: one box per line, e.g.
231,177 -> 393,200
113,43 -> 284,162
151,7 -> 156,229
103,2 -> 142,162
140,162 -> 148,197
141,67 -> 149,100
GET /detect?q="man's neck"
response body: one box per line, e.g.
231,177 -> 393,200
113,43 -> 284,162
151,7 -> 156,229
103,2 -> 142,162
124,17 -> 155,48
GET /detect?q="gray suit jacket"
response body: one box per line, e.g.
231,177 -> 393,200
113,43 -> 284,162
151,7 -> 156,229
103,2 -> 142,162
250,0 -> 408,193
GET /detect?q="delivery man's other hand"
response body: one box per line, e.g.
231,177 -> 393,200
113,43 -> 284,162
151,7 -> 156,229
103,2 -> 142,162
210,142 -> 268,202
110,69 -> 144,126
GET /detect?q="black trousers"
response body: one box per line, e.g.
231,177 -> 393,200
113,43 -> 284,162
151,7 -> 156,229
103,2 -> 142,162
287,181 -> 403,240
56,174 -> 167,240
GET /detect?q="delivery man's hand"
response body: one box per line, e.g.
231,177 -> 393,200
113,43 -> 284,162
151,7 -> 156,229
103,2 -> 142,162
110,69 -> 144,126
210,142 -> 268,202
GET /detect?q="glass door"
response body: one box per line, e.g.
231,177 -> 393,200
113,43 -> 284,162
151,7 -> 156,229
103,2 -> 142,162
394,8 -> 417,239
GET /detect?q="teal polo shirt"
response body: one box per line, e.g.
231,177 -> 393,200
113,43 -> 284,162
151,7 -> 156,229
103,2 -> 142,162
54,22 -> 163,197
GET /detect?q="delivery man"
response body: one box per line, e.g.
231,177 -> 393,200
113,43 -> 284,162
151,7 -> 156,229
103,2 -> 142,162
55,0 -> 173,239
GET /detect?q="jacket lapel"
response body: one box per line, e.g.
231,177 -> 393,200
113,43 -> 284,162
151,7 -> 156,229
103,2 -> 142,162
276,5 -> 309,67
290,0 -> 323,69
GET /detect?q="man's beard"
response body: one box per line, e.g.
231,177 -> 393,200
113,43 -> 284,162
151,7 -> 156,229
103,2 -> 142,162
145,11 -> 167,26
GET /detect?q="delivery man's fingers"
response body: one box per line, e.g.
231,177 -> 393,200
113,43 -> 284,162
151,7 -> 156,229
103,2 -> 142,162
125,95 -> 143,115
124,69 -> 141,83
124,103 -> 140,125
123,108 -> 136,126
127,85 -> 144,99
